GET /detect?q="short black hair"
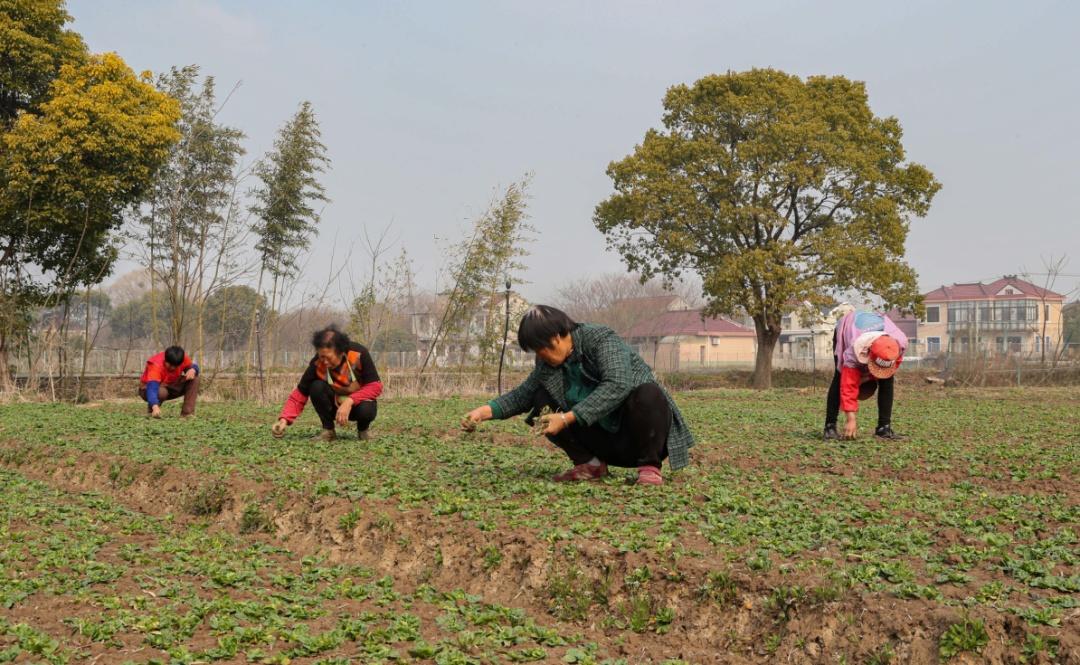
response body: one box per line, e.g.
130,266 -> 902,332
311,324 -> 350,353
164,345 -> 185,366
517,305 -> 577,352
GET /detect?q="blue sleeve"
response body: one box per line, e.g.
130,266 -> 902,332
145,380 -> 161,406
191,362 -> 200,376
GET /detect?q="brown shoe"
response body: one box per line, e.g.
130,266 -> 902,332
552,462 -> 608,482
312,428 -> 336,442
636,465 -> 663,486
357,428 -> 370,441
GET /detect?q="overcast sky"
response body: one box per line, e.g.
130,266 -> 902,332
70,0 -> 1080,304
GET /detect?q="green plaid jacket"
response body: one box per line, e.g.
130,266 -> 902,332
489,324 -> 695,470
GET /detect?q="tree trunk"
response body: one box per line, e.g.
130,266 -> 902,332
1040,311 -> 1048,366
751,314 -> 782,389
247,267 -> 266,374
0,338 -> 11,392
77,286 -> 92,402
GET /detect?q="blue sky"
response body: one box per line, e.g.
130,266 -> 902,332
70,0 -> 1080,303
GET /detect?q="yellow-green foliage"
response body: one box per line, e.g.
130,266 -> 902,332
0,0 -> 88,123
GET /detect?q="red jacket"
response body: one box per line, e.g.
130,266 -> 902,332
140,351 -> 195,386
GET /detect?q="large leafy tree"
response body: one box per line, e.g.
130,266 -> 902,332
204,285 -> 266,351
595,69 -> 940,387
0,17 -> 180,386
107,291 -> 173,345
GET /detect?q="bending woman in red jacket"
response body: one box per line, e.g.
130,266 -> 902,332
271,325 -> 383,441
824,310 -> 907,441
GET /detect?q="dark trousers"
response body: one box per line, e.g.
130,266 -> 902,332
531,383 -> 671,468
309,379 -> 377,432
139,376 -> 200,416
824,335 -> 894,429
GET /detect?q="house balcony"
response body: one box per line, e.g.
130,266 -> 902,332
946,320 -> 1037,333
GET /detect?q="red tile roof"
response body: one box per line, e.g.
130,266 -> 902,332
884,308 -> 919,339
624,309 -> 755,339
924,277 -> 1064,302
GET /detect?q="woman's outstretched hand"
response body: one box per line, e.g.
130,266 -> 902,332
461,405 -> 493,432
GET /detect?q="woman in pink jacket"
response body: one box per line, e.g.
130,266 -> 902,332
824,310 -> 907,441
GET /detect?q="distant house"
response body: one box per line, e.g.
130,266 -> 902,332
599,294 -> 692,336
728,301 -> 837,362
885,308 -> 920,342
624,309 -> 755,370
920,276 -> 1065,356
411,292 -> 532,365
773,303 -> 840,363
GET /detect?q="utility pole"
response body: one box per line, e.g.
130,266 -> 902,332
255,310 -> 266,402
497,277 -> 511,394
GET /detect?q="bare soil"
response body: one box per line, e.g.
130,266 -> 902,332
4,443 -> 1075,664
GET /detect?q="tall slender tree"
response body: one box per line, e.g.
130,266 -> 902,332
250,101 -> 329,361
134,65 -> 246,351
419,178 -> 533,377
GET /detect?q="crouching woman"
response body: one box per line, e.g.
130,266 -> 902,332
462,305 -> 693,485
272,325 -> 382,441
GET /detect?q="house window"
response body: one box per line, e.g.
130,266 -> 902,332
710,336 -> 720,346
926,337 -> 940,354
925,306 -> 940,323
781,315 -> 792,328
996,336 -> 1005,353
1045,304 -> 1050,321
1007,336 -> 1021,353
948,301 -> 975,324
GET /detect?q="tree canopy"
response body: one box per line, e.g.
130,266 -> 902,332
1,4 -> 181,385
2,52 -> 180,291
204,285 -> 266,350
594,69 -> 940,387
0,0 -> 87,124
251,100 -> 329,283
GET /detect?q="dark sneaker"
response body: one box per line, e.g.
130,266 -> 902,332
312,428 -> 337,442
874,425 -> 905,441
823,424 -> 840,441
357,427 -> 370,441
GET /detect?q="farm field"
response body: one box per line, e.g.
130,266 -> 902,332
0,386 -> 1077,664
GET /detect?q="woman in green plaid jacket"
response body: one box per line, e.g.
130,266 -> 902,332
462,305 -> 694,486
